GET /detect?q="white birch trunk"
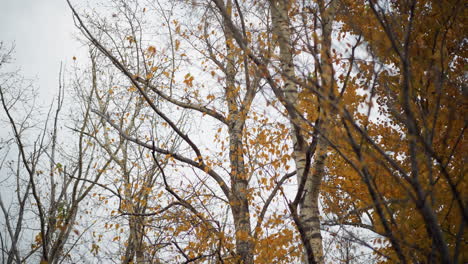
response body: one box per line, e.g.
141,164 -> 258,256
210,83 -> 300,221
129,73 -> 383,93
270,0 -> 337,263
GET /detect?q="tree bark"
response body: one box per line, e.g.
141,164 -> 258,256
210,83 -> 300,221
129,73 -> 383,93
224,1 -> 253,263
270,0 -> 337,263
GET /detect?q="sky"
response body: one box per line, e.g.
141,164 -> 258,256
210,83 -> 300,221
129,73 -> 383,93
0,0 -> 84,100
0,0 -> 86,220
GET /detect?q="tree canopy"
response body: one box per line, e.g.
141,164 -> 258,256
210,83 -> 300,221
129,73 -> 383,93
0,0 -> 466,263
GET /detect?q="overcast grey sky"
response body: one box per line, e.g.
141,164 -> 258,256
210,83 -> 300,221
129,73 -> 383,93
0,0 -> 84,100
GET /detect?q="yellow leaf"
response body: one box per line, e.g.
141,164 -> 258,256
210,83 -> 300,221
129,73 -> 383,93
147,45 -> 156,56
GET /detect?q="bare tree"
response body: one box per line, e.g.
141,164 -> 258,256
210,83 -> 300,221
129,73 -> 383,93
0,42 -> 110,264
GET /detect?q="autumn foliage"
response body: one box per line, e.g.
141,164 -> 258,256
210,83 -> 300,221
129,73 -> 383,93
0,0 -> 466,263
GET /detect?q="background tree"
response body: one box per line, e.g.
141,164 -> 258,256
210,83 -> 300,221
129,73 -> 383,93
0,43 -> 109,264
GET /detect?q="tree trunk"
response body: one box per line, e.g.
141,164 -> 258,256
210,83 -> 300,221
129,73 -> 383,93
224,1 -> 253,262
270,0 -> 336,263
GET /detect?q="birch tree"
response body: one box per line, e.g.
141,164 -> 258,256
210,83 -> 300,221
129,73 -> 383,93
68,0 -> 301,263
